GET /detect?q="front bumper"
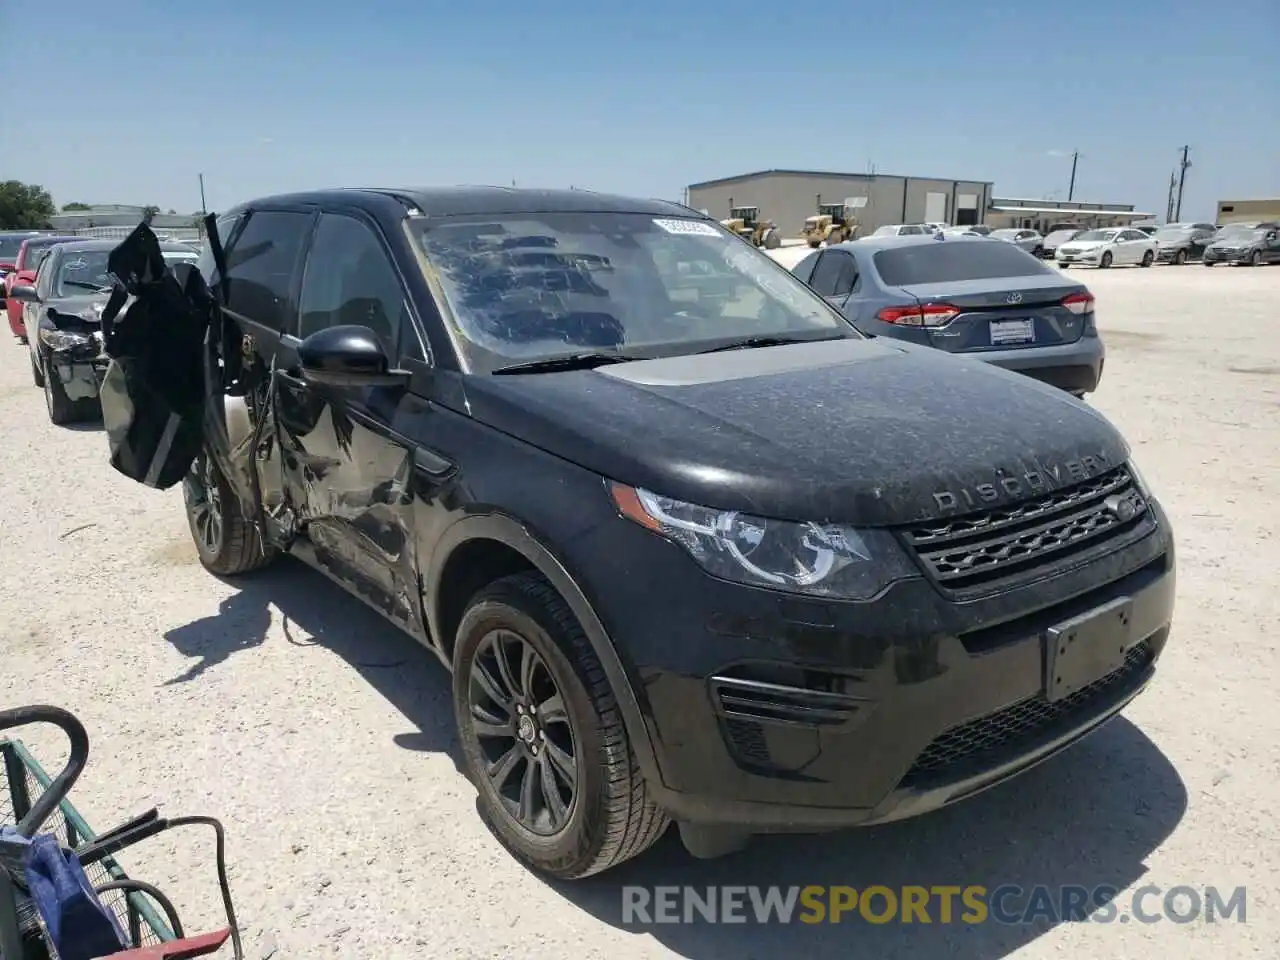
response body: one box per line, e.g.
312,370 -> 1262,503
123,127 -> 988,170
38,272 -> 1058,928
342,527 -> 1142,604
567,500 -> 1175,832
47,350 -> 108,401
1202,248 -> 1252,264
1055,250 -> 1104,266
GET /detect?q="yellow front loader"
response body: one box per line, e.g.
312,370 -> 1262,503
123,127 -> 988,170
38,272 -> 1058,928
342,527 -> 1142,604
719,206 -> 781,249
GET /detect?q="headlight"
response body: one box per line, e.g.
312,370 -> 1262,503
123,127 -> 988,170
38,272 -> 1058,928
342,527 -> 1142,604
609,483 -> 918,599
39,327 -> 94,351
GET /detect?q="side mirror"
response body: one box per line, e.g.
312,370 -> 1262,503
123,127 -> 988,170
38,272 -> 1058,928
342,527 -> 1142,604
298,324 -> 410,389
8,284 -> 40,303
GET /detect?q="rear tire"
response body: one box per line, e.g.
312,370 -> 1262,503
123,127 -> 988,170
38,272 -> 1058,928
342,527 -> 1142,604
453,572 -> 670,879
1100,251 -> 1113,269
1140,250 -> 1154,267
182,449 -> 277,575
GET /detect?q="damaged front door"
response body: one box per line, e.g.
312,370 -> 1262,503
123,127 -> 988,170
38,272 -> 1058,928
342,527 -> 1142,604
275,211 -> 422,626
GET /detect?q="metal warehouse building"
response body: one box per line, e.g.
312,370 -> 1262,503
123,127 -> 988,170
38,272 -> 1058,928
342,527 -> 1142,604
686,169 -> 994,237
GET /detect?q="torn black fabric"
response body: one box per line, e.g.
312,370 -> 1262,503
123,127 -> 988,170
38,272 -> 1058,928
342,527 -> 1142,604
98,222 -> 215,489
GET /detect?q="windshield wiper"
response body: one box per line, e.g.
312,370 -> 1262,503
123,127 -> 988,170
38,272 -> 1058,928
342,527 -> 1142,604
61,280 -> 111,292
696,334 -> 846,354
491,351 -> 638,375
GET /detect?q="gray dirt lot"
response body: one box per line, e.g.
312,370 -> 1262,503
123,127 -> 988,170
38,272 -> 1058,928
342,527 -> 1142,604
0,261 -> 1276,958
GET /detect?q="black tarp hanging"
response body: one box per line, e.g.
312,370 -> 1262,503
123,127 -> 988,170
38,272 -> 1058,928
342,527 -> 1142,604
98,222 -> 214,489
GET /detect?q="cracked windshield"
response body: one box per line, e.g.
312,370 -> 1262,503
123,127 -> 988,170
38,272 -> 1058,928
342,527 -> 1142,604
415,213 -> 848,368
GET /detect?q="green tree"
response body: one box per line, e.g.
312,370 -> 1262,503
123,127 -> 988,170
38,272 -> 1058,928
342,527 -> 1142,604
141,205 -> 161,223
0,181 -> 57,229
61,201 -> 92,212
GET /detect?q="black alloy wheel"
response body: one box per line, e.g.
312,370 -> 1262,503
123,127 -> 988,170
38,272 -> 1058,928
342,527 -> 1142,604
467,629 -> 578,836
453,573 -> 670,878
185,454 -> 225,558
182,449 -> 276,575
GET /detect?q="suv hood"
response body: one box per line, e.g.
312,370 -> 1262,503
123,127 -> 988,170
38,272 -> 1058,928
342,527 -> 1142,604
460,339 -> 1128,526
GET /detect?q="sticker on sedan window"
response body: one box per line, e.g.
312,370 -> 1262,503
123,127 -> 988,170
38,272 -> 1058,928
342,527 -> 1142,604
652,218 -> 722,237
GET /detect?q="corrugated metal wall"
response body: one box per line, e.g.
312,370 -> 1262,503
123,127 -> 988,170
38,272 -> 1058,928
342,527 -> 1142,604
688,172 -> 992,237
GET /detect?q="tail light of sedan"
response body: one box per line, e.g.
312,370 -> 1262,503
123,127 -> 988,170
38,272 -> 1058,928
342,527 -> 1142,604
877,303 -> 960,327
1061,292 -> 1095,315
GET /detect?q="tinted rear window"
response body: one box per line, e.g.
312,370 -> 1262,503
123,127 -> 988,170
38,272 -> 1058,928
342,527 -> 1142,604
873,241 -> 1053,286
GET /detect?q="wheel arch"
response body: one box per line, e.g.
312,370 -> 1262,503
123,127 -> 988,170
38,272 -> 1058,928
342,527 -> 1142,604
426,512 -> 665,787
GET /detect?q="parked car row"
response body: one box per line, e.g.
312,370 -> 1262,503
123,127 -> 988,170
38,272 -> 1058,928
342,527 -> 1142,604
2,233 -> 200,423
5,191 -> 1176,882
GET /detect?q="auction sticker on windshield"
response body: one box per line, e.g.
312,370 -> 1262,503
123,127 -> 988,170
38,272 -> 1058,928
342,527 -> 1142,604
653,218 -> 722,237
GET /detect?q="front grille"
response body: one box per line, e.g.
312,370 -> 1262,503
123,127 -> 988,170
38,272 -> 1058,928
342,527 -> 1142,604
900,639 -> 1153,787
900,466 -> 1150,596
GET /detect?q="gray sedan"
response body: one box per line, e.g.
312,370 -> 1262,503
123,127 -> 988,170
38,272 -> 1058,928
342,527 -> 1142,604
791,234 -> 1105,397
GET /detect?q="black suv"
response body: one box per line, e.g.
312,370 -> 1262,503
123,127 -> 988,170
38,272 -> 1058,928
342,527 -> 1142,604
136,188 -> 1174,878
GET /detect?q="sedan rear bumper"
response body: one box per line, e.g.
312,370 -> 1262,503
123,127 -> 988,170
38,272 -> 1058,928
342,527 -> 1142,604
957,334 -> 1105,395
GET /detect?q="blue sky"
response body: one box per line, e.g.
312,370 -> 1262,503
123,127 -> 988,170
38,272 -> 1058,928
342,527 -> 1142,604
5,0 -> 1276,220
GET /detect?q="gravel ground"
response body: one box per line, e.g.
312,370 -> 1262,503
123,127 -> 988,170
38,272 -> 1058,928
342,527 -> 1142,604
0,261 -> 1276,958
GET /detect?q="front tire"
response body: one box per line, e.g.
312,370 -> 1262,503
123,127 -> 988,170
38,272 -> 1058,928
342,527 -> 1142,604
1175,248 -> 1188,265
31,353 -> 44,388
1250,250 -> 1262,266
182,450 -> 277,575
1140,249 -> 1154,267
43,360 -> 98,425
1100,251 -> 1113,269
453,572 -> 669,879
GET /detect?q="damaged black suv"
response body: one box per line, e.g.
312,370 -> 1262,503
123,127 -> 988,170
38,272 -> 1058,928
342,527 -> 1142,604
130,188 -> 1175,878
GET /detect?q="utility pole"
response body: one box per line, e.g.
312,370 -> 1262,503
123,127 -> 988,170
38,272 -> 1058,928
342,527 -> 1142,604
1165,170 -> 1178,223
198,173 -> 207,215
1067,150 -> 1080,201
1174,145 -> 1191,222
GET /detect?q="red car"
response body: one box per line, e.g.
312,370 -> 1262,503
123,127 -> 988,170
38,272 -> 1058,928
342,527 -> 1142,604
5,235 -> 80,339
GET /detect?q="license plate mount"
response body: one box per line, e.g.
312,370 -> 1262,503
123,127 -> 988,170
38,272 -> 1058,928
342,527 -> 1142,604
1044,597 -> 1133,702
990,318 -> 1036,346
